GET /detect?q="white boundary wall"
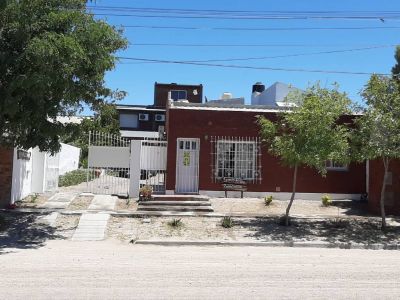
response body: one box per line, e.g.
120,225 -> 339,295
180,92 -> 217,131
11,143 -> 81,203
11,149 -> 33,203
59,143 -> 80,175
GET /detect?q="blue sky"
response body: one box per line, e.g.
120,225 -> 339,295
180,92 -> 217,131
92,0 -> 400,107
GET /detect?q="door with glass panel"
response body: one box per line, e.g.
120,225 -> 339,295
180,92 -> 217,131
175,138 -> 200,193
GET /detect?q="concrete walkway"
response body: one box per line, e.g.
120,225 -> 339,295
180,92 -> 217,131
40,192 -> 77,209
72,213 -> 110,241
88,195 -> 117,211
37,212 -> 59,227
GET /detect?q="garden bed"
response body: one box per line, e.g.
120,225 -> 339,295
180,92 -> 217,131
106,215 -> 400,245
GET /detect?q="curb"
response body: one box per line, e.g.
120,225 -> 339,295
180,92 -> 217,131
0,208 -> 378,221
133,240 -> 400,250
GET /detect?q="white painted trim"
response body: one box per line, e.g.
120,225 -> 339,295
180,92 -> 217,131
120,130 -> 159,138
197,190 -> 361,201
170,105 -> 282,113
117,106 -> 166,112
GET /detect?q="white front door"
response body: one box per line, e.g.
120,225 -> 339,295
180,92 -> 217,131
176,138 -> 200,194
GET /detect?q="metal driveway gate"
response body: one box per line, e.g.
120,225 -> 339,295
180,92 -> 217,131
87,131 -> 131,197
139,137 -> 167,194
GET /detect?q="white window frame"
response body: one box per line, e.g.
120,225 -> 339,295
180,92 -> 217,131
170,90 -> 187,101
216,140 -> 257,181
326,160 -> 348,171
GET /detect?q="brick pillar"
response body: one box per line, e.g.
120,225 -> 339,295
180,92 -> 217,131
0,147 -> 14,208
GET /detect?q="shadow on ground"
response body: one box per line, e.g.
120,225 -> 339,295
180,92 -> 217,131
0,212 -> 68,255
238,217 -> 400,245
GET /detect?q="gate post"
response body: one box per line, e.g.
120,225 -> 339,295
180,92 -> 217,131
129,140 -> 142,198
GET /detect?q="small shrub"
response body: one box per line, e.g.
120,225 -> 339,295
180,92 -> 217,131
30,193 -> 39,203
168,218 -> 183,228
332,217 -> 348,229
139,185 -> 153,201
264,195 -> 273,206
221,216 -> 234,228
322,194 -> 332,207
59,169 -> 95,187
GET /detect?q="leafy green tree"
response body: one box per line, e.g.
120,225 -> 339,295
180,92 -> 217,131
0,0 -> 127,153
392,46 -> 400,77
352,75 -> 400,230
258,84 -> 351,225
61,102 -> 121,167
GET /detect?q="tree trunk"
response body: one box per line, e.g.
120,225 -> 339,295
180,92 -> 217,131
380,157 -> 390,231
285,164 -> 298,226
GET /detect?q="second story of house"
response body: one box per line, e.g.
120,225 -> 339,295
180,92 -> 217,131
154,82 -> 203,108
116,82 -> 203,139
117,104 -> 166,139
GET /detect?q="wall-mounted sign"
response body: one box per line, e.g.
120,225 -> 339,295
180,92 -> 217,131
17,149 -> 31,160
183,152 -> 190,166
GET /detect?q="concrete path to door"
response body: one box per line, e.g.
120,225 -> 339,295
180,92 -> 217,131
71,213 -> 110,241
88,195 -> 117,211
40,192 -> 77,209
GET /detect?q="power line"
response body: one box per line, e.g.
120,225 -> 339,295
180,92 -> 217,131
179,45 -> 395,63
92,12 -> 400,21
83,6 -> 400,21
117,56 -> 391,76
129,43 -> 396,48
122,24 -> 400,31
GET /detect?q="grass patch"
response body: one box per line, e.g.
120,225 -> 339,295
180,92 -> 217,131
221,216 -> 234,228
167,218 -> 183,228
59,169 -> 95,187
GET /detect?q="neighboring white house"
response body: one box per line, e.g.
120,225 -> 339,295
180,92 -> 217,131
10,143 -> 81,203
251,82 -> 301,107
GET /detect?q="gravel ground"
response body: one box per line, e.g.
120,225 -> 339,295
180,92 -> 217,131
1,241 -> 400,299
115,198 -> 138,211
67,195 -> 93,210
15,193 -> 52,208
54,214 -> 80,239
106,215 -> 400,245
210,197 -> 369,217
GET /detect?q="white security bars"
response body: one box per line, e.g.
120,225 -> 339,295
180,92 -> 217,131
87,131 -> 131,196
211,136 -> 262,184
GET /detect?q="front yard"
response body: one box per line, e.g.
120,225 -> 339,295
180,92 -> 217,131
106,215 -> 400,246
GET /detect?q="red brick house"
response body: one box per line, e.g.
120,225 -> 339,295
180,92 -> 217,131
0,147 -> 14,207
165,101 -> 367,200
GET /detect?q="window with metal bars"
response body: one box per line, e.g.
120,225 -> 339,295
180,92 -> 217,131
211,137 -> 261,183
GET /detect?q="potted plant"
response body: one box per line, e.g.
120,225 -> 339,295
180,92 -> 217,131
139,185 -> 153,202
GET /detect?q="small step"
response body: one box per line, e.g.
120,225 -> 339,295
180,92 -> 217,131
140,200 -> 211,207
137,205 -> 214,212
151,195 -> 209,202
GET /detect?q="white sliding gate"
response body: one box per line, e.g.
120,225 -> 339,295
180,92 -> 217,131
87,131 -> 131,197
139,137 -> 167,194
87,132 -> 168,198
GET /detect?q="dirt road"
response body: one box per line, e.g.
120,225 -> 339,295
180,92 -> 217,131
1,240 -> 399,299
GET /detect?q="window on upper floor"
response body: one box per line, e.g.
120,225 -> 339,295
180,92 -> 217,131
119,113 -> 138,129
170,90 -> 187,101
325,160 -> 348,171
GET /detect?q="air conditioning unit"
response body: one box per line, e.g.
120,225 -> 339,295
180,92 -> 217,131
139,113 -> 149,121
155,114 -> 165,122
